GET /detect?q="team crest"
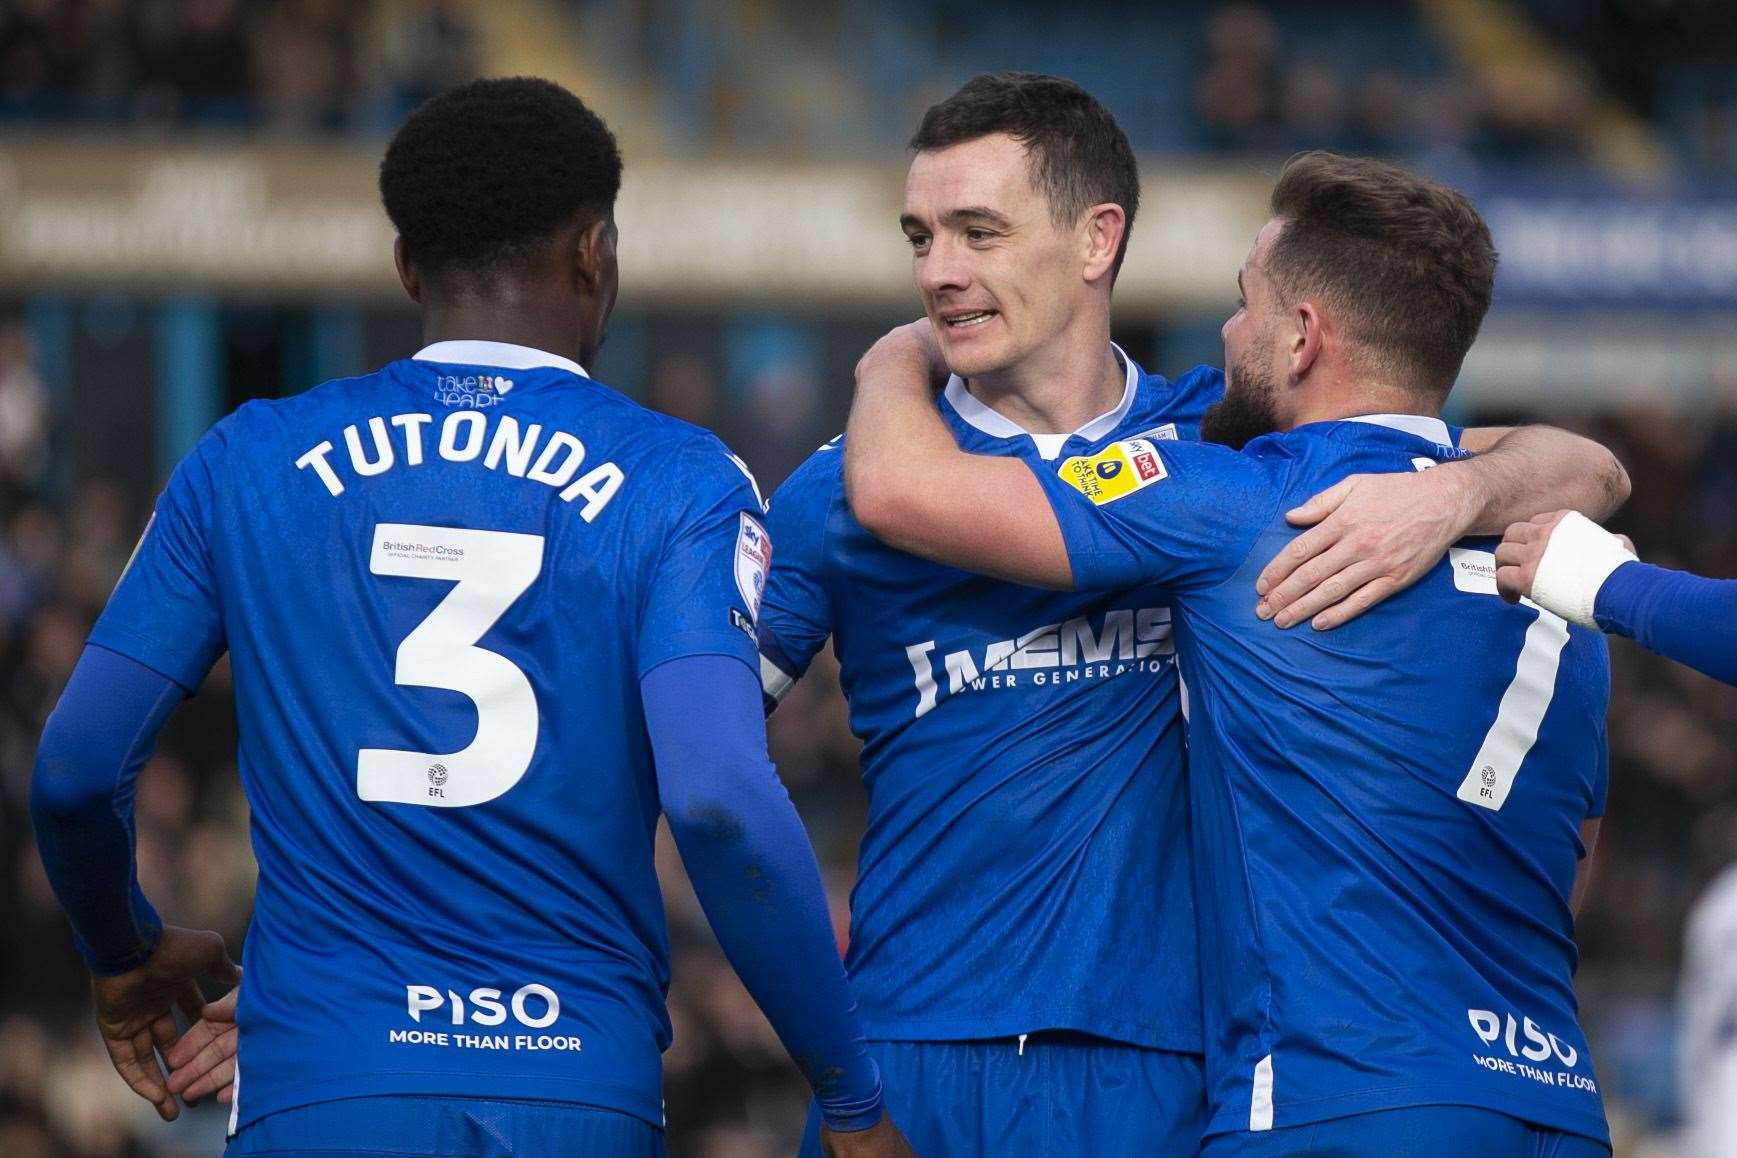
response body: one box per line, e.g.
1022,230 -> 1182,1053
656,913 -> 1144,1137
1057,437 -> 1168,505
734,513 -> 772,621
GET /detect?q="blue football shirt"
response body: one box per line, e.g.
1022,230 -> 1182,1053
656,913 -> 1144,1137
759,349 -> 1220,1051
90,341 -> 768,1131
1029,415 -> 1610,1143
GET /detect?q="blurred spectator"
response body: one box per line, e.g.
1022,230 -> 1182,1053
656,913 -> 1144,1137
0,0 -> 477,134
0,323 -> 48,491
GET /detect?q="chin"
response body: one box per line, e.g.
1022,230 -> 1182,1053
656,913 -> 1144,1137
935,337 -> 1012,381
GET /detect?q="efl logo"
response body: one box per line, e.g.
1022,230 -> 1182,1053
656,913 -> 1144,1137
407,983 -> 561,1028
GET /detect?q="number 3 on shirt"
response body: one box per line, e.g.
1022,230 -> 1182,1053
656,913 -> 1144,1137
358,523 -> 544,807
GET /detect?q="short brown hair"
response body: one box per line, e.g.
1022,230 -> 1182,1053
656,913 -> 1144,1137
1265,151 -> 1496,400
911,72 -> 1140,278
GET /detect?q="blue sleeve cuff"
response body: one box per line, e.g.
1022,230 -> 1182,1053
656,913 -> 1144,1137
817,1069 -> 885,1132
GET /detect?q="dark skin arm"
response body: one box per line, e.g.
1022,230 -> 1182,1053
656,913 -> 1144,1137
92,925 -> 239,1120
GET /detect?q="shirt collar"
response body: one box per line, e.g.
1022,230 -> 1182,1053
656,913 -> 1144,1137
412,340 -> 588,384
942,344 -> 1140,460
1343,412 -> 1452,445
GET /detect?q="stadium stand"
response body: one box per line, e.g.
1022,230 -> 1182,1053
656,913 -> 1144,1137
0,2 -> 1734,1154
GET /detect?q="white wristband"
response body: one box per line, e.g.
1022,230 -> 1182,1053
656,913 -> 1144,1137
1528,511 -> 1637,629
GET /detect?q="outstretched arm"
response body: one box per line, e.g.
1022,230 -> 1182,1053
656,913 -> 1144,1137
843,322 -> 1074,588
1255,425 -> 1631,629
1496,510 -> 1737,687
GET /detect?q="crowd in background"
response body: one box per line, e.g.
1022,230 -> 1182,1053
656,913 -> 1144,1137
6,0 -> 1731,175
0,319 -> 1731,1156
0,0 -> 1615,168
1,0 -> 1735,1155
0,0 -> 478,133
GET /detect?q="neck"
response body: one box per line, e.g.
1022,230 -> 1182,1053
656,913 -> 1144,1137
1287,372 -> 1435,430
965,316 -> 1123,434
420,296 -> 589,368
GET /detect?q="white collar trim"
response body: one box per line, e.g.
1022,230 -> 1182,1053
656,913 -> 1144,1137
942,344 -> 1139,460
1345,413 -> 1452,445
413,340 -> 587,384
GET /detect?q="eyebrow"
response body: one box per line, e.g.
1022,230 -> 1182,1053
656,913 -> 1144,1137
899,206 -> 1014,233
941,206 -> 1012,230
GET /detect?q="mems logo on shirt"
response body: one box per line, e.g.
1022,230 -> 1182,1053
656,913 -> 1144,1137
1057,437 -> 1167,504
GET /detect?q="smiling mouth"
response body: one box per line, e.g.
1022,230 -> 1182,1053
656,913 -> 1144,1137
942,310 -> 997,330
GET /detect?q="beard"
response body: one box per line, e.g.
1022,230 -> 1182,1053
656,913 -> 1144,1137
1202,347 -> 1282,451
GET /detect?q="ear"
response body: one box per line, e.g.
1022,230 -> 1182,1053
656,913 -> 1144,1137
1289,299 -> 1324,384
393,237 -> 421,303
572,217 -> 613,290
1081,203 -> 1126,285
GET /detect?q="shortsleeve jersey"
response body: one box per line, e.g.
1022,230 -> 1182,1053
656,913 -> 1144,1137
90,343 -> 765,1132
1028,416 -> 1612,1145
757,353 -> 1222,1051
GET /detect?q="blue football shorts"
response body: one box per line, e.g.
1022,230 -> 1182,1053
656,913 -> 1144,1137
1201,1104 -> 1610,1157
224,1094 -> 663,1157
800,1033 -> 1207,1157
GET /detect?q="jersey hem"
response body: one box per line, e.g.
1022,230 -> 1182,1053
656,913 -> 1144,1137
1202,1081 -> 1609,1145
233,1071 -> 665,1134
859,1013 -> 1200,1053
86,624 -> 211,694
636,634 -> 758,681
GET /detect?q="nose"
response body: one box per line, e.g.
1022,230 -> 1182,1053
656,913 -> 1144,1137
918,234 -> 970,298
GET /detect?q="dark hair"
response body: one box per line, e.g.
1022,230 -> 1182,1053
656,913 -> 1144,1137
380,77 -> 622,276
1265,151 -> 1497,399
911,72 -> 1140,278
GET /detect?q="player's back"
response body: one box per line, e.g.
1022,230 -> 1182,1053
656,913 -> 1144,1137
107,344 -> 762,1131
1171,420 -> 1610,1144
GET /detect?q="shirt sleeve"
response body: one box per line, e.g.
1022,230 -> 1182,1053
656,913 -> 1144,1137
1595,561 -> 1737,687
642,653 -> 883,1130
1589,715 -> 1610,820
757,450 -> 839,707
636,439 -> 768,679
30,644 -> 184,974
1027,436 -> 1286,595
88,427 -> 229,693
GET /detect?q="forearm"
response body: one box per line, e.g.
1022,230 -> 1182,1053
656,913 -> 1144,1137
1596,562 -> 1737,686
29,645 -> 184,974
843,341 -> 980,556
844,328 -> 1072,586
643,655 -> 883,1130
1449,425 -> 1629,534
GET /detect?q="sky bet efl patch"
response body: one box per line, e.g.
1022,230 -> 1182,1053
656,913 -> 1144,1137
735,512 -> 771,621
1057,437 -> 1169,504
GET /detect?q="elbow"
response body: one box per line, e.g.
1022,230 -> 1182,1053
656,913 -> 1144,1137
663,791 -> 750,850
843,460 -> 918,546
29,726 -> 105,829
1602,452 -> 1632,516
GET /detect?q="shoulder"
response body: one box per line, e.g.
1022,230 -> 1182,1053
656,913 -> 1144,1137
767,435 -> 845,514
1049,434 -> 1281,526
1150,365 -> 1225,428
576,385 -> 763,499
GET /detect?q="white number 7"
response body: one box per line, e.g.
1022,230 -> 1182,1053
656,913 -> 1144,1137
358,523 -> 544,808
1456,604 -> 1570,812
